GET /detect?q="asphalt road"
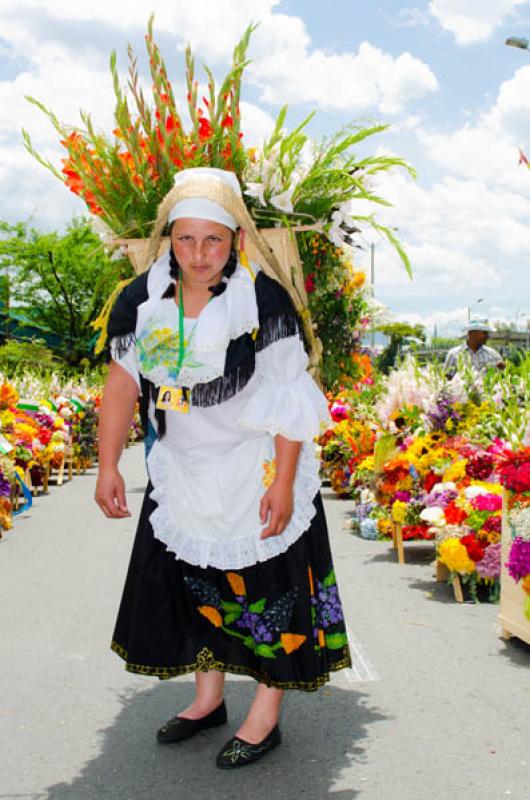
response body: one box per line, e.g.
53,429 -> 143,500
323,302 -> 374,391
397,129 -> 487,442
1,444 -> 529,799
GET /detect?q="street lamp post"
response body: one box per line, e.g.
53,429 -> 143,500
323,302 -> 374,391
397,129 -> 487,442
467,297 -> 484,323
506,36 -> 530,50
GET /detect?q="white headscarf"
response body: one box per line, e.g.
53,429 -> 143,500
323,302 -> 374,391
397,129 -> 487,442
167,167 -> 242,230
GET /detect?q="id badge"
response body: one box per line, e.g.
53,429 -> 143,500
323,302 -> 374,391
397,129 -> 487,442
156,386 -> 190,414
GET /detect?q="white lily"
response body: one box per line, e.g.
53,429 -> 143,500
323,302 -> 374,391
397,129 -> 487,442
269,185 -> 295,213
243,181 -> 267,207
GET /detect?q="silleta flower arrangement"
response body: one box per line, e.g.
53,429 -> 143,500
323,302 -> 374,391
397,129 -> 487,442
23,18 -> 413,388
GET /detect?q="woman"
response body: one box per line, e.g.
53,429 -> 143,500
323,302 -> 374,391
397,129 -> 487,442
95,167 -> 351,769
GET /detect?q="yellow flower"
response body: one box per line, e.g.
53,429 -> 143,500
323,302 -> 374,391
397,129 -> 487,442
438,538 -> 476,574
391,500 -> 407,524
469,480 -> 503,495
377,518 -> 393,536
358,455 -> 374,471
443,460 -> 467,483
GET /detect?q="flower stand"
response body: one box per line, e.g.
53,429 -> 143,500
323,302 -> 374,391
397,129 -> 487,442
499,490 -> 530,645
435,560 -> 464,603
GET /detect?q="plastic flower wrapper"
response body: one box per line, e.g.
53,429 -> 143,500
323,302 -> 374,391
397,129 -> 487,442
508,505 -> 530,541
360,518 -> 378,540
438,537 -> 476,575
435,524 -> 469,544
420,506 -> 446,527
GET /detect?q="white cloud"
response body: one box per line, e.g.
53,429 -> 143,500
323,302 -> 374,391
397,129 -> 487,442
429,0 -> 530,45
250,33 -> 438,114
360,168 -> 530,322
417,66 -> 530,194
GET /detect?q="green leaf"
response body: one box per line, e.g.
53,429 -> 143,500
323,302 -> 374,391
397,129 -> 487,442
220,600 -> 242,613
223,611 -> 241,625
255,644 -> 277,659
325,632 -> 348,650
248,598 -> 266,613
243,636 -> 256,651
323,569 -> 336,589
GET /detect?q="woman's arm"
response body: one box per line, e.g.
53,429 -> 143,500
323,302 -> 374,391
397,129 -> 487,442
259,434 -> 302,539
95,361 -> 139,519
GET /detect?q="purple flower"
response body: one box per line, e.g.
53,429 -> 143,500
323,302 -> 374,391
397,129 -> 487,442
395,491 -> 411,503
476,542 -> 501,580
312,582 -> 344,627
506,537 -> 530,582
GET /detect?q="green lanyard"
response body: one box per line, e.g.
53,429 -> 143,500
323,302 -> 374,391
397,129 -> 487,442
176,279 -> 202,377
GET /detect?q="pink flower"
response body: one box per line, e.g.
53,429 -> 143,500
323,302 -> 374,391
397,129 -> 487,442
471,494 -> 502,512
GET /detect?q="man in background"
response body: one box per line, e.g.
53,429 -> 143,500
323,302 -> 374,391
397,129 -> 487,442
444,319 -> 505,376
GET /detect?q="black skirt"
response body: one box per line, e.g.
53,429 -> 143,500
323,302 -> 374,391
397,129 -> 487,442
112,486 -> 351,691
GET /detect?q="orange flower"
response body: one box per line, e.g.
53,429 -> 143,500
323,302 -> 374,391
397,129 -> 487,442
318,629 -> 325,648
198,606 -> 223,627
281,633 -> 306,654
226,572 -> 246,596
521,575 -> 530,595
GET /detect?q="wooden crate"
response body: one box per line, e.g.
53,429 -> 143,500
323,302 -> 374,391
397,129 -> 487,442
499,489 -> 530,645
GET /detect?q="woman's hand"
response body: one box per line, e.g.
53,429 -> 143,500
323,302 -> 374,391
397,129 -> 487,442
95,468 -> 131,519
259,480 -> 294,539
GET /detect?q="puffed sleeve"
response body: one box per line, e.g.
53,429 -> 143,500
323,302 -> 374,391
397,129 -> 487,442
239,273 -> 330,441
106,272 -> 149,391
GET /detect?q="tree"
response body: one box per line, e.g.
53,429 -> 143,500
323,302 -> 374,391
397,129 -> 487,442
0,217 -> 133,365
376,322 -> 426,374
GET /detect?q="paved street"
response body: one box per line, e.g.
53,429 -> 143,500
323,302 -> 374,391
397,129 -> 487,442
1,444 -> 529,800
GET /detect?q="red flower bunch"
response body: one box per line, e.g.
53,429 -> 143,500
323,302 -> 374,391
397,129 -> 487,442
402,525 -> 434,541
482,514 -> 501,534
38,429 -> 52,446
460,533 -> 486,563
495,447 -> 530,493
444,501 -> 468,526
424,472 -> 441,494
465,452 -> 494,481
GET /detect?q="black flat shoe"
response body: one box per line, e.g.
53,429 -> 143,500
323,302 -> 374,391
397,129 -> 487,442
157,701 -> 227,744
216,724 -> 281,769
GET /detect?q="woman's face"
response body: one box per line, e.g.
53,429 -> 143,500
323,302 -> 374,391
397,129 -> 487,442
170,218 -> 233,287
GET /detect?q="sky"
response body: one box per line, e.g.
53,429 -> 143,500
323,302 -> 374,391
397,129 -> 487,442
1,0 -> 530,336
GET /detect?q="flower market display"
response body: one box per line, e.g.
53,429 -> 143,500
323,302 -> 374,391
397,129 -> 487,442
496,446 -> 530,642
23,18 -> 412,390
0,371 -> 143,535
320,354 -> 530,608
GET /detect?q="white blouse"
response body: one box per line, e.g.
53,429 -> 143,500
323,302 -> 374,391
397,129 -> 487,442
111,262 -> 330,570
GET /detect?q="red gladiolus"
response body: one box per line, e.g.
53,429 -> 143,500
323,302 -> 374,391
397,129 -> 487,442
198,117 -> 213,140
222,114 -> 234,128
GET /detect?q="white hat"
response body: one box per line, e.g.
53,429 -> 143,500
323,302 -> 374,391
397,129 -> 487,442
465,318 -> 492,332
167,168 -> 241,230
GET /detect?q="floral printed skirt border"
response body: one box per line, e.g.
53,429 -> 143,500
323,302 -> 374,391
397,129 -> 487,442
112,486 -> 351,691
